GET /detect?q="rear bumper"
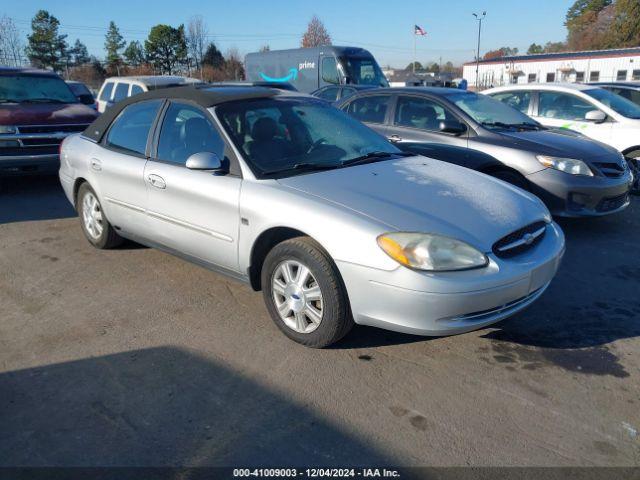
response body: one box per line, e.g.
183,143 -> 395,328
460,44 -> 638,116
526,167 -> 632,217
0,154 -> 59,175
336,222 -> 565,336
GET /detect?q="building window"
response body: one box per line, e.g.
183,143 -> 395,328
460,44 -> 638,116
546,72 -> 555,83
589,71 -> 600,82
617,70 -> 628,81
575,71 -> 585,82
633,70 -> 640,81
528,73 -> 537,83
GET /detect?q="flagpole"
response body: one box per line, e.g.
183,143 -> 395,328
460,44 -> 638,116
413,26 -> 416,74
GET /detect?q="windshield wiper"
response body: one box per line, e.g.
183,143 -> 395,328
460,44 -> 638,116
341,151 -> 411,167
262,162 -> 341,176
0,98 -> 21,104
482,121 -> 544,131
20,98 -> 69,104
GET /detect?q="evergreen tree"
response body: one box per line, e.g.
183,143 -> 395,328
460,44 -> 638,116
26,10 -> 68,70
123,40 -> 145,66
104,21 -> 126,69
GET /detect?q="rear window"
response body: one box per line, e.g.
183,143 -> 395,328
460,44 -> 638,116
131,85 -> 144,96
113,83 -> 130,102
100,82 -> 114,101
0,74 -> 78,104
106,100 -> 162,155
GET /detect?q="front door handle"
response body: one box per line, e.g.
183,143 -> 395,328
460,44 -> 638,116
147,174 -> 166,189
389,134 -> 402,143
90,158 -> 102,171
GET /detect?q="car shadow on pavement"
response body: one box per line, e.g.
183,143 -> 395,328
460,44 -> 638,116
0,346 -> 392,467
0,175 -> 76,224
479,206 -> 640,378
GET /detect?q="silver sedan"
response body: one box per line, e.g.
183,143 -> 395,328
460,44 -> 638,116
59,86 -> 565,347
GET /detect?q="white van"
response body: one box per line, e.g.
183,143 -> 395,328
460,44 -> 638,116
96,76 -> 201,113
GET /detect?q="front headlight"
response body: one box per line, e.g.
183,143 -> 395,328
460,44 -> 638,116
377,232 -> 488,271
0,125 -> 17,134
537,155 -> 593,176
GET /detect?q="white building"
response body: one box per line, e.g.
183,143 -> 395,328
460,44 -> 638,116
463,47 -> 640,89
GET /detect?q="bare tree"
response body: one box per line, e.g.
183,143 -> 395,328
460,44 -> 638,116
301,15 -> 332,48
224,47 -> 245,80
187,15 -> 208,71
0,15 -> 25,66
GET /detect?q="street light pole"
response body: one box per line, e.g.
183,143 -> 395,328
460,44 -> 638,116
473,11 -> 486,89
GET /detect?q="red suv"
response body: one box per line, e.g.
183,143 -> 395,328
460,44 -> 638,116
0,67 -> 98,175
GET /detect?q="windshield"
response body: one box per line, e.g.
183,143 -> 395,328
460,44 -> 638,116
216,97 -> 401,178
584,88 -> 640,119
0,74 -> 79,104
339,56 -> 389,87
447,91 -> 538,128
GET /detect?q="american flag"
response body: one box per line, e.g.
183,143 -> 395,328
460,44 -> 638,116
414,25 -> 427,36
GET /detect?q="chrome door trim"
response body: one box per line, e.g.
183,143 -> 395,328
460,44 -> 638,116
146,209 -> 234,242
105,196 -> 146,213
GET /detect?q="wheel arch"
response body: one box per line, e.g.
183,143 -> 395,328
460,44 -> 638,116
622,146 -> 640,157
73,177 -> 89,207
479,165 -> 530,190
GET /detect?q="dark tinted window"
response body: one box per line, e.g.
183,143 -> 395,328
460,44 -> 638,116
546,73 -> 555,82
131,84 -> 144,96
617,70 -> 628,81
100,82 -> 114,101
491,91 -> 531,114
527,74 -> 537,83
157,103 -> 224,165
106,100 -> 162,155
538,92 -> 593,120
575,72 -> 584,82
590,71 -> 600,82
321,57 -> 339,84
316,86 -> 340,101
346,95 -> 389,124
633,70 -> 640,81
113,82 -> 129,102
611,87 -> 640,106
394,96 -> 453,130
340,87 -> 357,100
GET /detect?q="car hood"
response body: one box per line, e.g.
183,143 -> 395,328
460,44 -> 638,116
0,102 -> 98,125
493,128 -> 619,160
278,156 -> 549,252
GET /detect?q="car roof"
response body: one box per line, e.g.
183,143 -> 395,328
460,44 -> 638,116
486,83 -> 597,93
103,75 -> 201,86
0,66 -> 60,77
589,81 -> 640,89
83,84 -> 304,143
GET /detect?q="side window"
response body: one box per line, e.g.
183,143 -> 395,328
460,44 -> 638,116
617,70 -> 628,81
575,72 -> 585,82
321,57 -> 339,84
157,102 -> 224,165
346,95 -> 389,124
106,100 -> 162,155
317,86 -> 340,101
394,96 -> 452,131
538,92 -> 594,121
589,71 -> 600,82
612,88 -> 640,105
131,85 -> 144,96
491,91 -> 531,114
99,82 -> 114,101
340,87 -> 357,100
113,83 -> 129,102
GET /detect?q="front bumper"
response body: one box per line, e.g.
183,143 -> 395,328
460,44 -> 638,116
526,167 -> 632,217
336,222 -> 565,336
0,154 -> 60,175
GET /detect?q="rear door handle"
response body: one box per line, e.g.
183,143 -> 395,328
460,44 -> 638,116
389,134 -> 402,143
90,158 -> 102,171
147,174 -> 166,189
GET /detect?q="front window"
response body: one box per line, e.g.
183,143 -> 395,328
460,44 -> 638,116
345,95 -> 390,124
491,91 -> 531,114
538,92 -> 593,121
394,96 -> 455,131
449,91 -> 537,128
338,56 -> 389,87
584,88 -> 640,119
0,74 -> 78,104
216,98 -> 399,178
321,57 -> 340,84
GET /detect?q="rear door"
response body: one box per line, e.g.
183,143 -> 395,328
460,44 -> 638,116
95,99 -> 163,237
385,94 -> 468,148
144,101 -> 242,271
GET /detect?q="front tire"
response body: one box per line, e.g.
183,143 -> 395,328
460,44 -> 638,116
77,183 -> 123,249
261,237 -> 353,348
624,150 -> 640,194
490,170 -> 529,191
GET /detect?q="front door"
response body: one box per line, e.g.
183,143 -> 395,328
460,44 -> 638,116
385,95 -> 468,149
144,101 -> 241,272
533,91 -> 612,144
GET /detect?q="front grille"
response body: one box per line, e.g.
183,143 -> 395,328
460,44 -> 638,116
17,124 -> 88,134
597,193 -> 629,212
593,161 -> 625,178
20,138 -> 63,147
492,221 -> 547,258
0,146 -> 58,156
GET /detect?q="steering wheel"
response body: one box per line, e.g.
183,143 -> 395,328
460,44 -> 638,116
307,137 -> 327,154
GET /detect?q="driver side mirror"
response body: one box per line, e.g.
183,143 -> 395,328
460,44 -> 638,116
185,152 -> 225,173
585,110 -> 606,123
439,120 -> 467,135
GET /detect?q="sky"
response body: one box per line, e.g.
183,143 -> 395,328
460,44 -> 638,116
5,0 -> 574,68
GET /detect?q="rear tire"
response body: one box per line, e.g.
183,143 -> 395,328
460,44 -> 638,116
77,183 -> 123,249
261,236 -> 353,348
490,170 -> 529,191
